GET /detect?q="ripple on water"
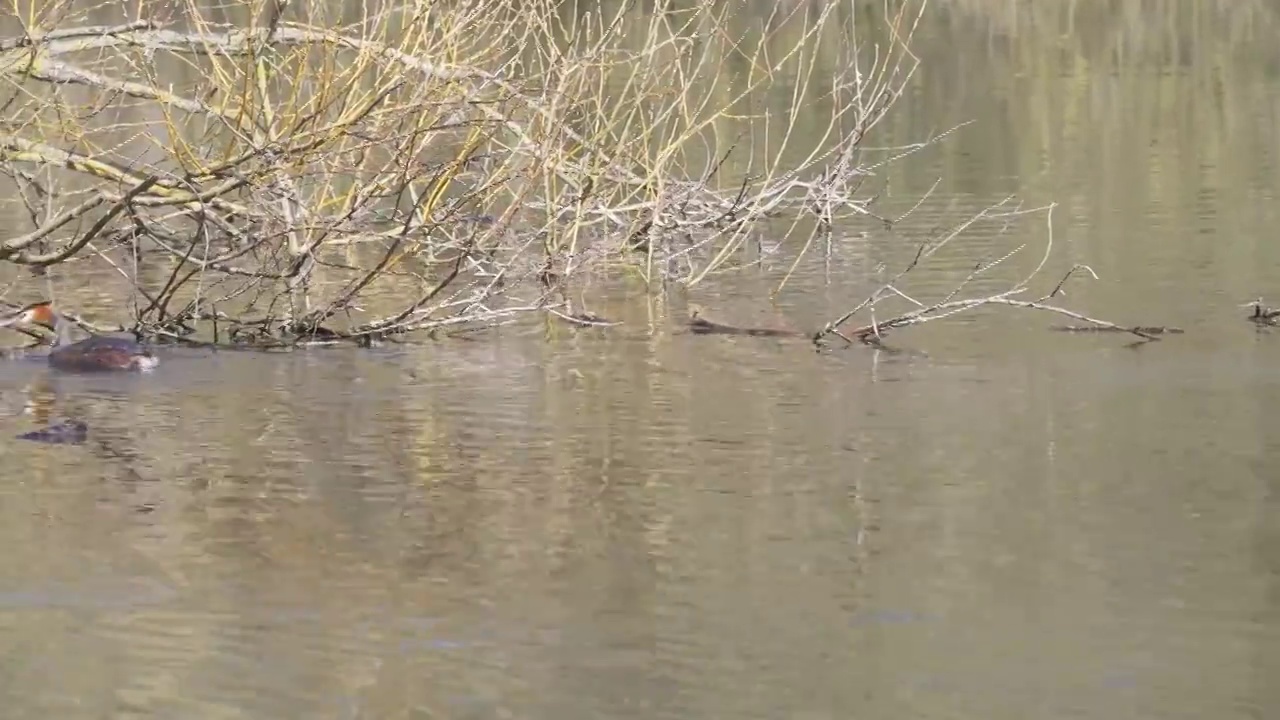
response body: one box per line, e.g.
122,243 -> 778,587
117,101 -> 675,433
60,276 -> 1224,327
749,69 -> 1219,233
0,576 -> 177,611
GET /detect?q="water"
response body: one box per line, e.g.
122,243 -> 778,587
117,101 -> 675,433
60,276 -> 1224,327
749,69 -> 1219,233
1,2 -> 1279,719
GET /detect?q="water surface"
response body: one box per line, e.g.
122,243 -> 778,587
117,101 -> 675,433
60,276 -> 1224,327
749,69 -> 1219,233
1,3 -> 1279,719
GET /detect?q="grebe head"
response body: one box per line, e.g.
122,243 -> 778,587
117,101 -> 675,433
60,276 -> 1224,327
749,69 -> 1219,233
0,301 -> 54,329
15,301 -> 58,329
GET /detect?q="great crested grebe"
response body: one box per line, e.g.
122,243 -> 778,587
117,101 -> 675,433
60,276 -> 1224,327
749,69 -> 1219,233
1,301 -> 158,372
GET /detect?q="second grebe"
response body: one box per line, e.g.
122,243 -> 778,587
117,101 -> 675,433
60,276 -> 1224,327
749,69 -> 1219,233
2,302 -> 159,372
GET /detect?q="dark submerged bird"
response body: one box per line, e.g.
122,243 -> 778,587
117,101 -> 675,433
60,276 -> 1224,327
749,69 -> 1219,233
1,301 -> 158,372
16,418 -> 89,445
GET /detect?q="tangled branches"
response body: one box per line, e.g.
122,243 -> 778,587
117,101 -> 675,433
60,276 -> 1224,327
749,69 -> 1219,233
0,0 -> 928,348
0,0 -> 1157,354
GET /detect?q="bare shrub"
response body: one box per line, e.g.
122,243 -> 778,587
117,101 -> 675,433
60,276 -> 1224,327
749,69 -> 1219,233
0,0 -> 1153,349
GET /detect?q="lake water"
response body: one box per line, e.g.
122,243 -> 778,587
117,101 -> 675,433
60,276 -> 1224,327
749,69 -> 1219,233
0,2 -> 1278,719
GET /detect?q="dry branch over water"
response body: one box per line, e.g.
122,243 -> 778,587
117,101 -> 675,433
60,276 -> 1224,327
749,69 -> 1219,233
0,0 -> 1156,351
812,200 -> 1177,348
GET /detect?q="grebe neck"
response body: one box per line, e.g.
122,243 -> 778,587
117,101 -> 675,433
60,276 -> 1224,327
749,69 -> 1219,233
50,313 -> 74,347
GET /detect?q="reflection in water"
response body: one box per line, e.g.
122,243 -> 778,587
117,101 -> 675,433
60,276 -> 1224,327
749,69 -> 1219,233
0,3 -> 1278,720
0,331 -> 1274,718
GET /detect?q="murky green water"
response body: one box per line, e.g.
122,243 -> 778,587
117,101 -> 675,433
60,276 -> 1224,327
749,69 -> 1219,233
1,2 -> 1279,719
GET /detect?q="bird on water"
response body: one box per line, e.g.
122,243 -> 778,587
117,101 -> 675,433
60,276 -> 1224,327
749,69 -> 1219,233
0,301 -> 158,372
